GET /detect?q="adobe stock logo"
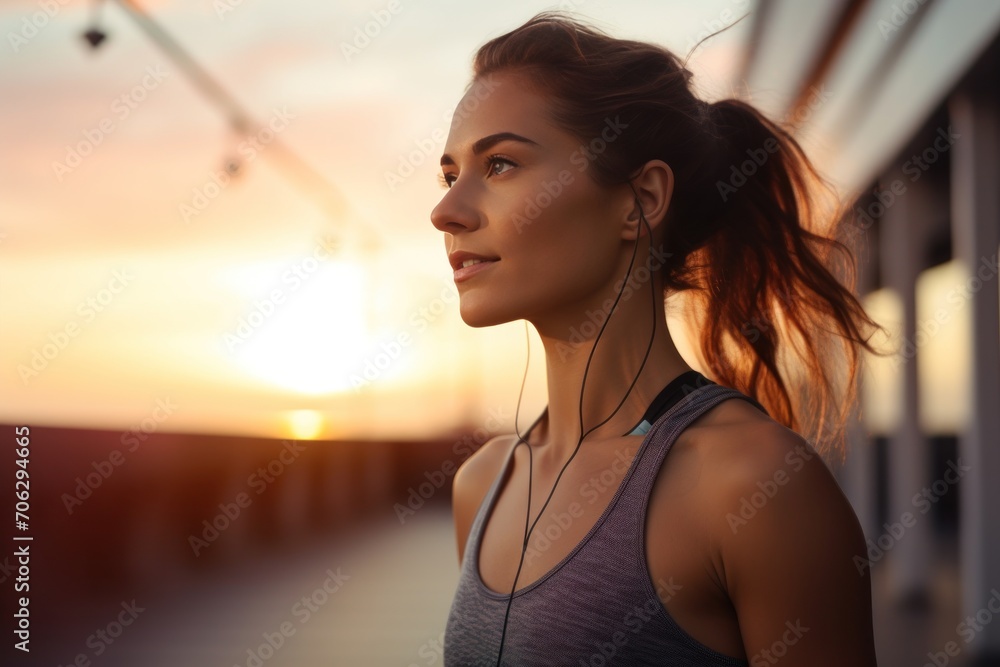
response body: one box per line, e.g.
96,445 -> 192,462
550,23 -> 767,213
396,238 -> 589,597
7,0 -> 72,53
715,137 -> 780,202
854,459 -> 971,576
512,115 -> 629,234
340,0 -> 404,62
18,268 -> 135,385
384,74 -> 502,192
179,107 -> 296,224
393,407 -> 509,524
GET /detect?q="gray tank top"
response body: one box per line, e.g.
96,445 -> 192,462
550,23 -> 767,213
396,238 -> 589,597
444,382 -> 767,666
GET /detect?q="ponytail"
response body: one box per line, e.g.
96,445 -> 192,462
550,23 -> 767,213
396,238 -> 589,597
472,11 -> 887,459
674,98 -> 885,458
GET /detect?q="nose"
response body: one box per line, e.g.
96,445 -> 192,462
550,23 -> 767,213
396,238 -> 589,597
430,182 -> 482,235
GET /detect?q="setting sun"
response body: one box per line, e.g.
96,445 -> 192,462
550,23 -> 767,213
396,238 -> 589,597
286,408 -> 325,439
230,260 -> 370,395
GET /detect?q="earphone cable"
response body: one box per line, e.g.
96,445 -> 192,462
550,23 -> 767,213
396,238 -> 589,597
494,184 -> 656,665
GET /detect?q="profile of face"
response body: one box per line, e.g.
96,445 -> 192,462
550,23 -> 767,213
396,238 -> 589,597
430,70 -> 640,331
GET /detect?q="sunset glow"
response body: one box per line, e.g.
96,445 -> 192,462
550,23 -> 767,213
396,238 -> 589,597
0,0 -> 749,439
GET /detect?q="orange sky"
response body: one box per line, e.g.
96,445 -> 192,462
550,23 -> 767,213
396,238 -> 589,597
0,0 -> 764,440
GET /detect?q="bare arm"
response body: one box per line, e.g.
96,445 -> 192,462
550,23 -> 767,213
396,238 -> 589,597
710,427 -> 878,666
451,435 -> 512,564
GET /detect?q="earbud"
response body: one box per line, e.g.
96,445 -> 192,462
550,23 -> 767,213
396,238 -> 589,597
494,182 -> 656,665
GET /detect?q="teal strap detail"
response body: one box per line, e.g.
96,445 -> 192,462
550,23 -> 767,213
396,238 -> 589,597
629,419 -> 653,436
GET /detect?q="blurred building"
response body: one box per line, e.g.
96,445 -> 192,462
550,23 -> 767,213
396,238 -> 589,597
739,1 -> 1000,664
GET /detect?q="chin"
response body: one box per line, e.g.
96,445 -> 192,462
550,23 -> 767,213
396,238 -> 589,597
458,306 -> 509,329
457,294 -> 518,328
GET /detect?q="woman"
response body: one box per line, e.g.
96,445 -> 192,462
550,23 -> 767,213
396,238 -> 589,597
431,11 -> 882,666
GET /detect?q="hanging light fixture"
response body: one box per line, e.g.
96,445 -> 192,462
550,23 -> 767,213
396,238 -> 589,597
81,0 -> 108,50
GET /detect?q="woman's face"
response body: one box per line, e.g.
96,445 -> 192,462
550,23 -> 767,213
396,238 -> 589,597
430,70 -> 634,330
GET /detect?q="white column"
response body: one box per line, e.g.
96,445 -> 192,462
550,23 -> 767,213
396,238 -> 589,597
836,214 -> 878,543
950,82 -> 1000,661
880,167 -> 935,601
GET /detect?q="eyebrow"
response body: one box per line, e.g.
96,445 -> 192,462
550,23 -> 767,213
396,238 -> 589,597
439,132 -> 541,166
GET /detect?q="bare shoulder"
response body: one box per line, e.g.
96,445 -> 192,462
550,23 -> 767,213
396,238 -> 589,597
453,433 -> 518,502
677,397 -> 876,663
699,404 -> 852,525
451,434 -> 518,563
680,398 -> 856,538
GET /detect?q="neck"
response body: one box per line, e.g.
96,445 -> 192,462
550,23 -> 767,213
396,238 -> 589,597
524,283 -> 693,472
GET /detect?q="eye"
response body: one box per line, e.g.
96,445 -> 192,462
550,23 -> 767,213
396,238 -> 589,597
486,155 -> 517,178
437,154 -> 519,190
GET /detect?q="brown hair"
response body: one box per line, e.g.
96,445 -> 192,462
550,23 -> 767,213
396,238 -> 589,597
470,11 -> 886,460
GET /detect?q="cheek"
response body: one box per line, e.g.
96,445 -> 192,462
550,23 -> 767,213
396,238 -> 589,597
546,186 -> 618,259
511,192 -> 618,295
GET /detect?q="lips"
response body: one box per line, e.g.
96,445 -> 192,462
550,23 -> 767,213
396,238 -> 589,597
448,250 -> 499,283
448,250 -> 500,271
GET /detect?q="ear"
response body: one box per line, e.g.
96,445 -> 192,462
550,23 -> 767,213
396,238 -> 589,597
621,160 -> 674,242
